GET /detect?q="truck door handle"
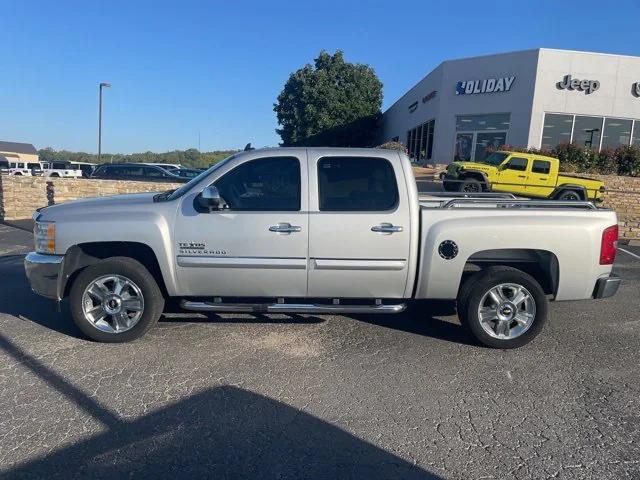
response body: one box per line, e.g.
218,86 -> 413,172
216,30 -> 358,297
371,223 -> 403,234
517,175 -> 527,178
269,223 -> 302,234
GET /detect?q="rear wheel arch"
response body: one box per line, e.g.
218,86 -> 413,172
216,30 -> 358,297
459,248 -> 559,298
553,185 -> 587,200
61,242 -> 168,299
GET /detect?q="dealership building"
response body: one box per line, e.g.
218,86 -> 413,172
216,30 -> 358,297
379,48 -> 640,164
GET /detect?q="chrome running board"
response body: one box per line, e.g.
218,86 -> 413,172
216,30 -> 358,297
180,300 -> 406,314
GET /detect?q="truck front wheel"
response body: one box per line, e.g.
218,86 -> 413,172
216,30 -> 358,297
457,267 -> 548,349
458,178 -> 483,193
69,257 -> 164,343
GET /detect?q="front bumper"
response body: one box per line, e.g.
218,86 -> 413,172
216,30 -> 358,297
442,174 -> 460,191
24,252 -> 64,300
593,274 -> 621,299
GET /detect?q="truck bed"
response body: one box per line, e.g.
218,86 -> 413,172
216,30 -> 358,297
413,195 -> 617,302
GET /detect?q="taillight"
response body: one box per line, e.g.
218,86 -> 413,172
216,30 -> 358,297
600,225 -> 618,265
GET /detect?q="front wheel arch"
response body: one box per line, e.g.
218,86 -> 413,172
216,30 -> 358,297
61,242 -> 168,299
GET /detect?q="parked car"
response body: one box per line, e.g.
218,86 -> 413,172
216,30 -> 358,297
142,163 -> 182,171
91,163 -> 189,183
443,151 -> 605,201
69,162 -> 97,178
25,148 -> 619,348
41,161 -> 83,178
7,159 -> 43,176
173,168 -> 204,179
0,156 -> 11,174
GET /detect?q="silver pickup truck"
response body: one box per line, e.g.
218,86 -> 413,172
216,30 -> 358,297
24,148 -> 620,348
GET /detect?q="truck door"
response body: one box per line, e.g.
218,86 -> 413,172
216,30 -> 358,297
306,153 -> 411,299
494,156 -> 529,195
525,159 -> 556,198
173,154 -> 309,297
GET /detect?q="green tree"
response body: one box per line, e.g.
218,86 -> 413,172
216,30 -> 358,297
274,50 -> 383,147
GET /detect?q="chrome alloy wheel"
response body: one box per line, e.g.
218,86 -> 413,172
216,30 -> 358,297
477,283 -> 536,340
81,275 -> 144,333
461,183 -> 481,193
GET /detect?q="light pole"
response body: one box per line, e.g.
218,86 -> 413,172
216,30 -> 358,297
98,82 -> 111,163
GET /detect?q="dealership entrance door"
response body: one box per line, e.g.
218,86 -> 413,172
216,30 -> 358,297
454,131 -> 508,162
454,113 -> 511,162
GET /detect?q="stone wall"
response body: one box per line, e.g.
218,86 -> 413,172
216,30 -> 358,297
583,174 -> 640,241
0,176 -> 181,221
0,176 -> 48,220
47,178 -> 182,205
1,173 -> 639,240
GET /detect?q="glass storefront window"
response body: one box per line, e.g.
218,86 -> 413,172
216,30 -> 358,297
573,116 -> 603,150
455,114 -> 510,162
475,132 -> 508,162
425,120 -> 435,159
633,121 -> 640,147
406,119 -> 435,162
601,118 -> 633,149
456,113 -> 511,131
541,114 -> 573,151
455,133 -> 474,161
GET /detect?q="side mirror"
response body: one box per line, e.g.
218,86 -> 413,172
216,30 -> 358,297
197,185 -> 226,211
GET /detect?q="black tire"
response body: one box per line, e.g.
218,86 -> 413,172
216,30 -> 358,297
556,189 -> 582,201
458,178 -> 483,193
442,181 -> 458,192
457,266 -> 548,349
69,257 -> 164,343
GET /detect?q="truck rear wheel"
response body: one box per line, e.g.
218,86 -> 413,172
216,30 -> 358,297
457,266 -> 548,349
69,257 -> 164,343
556,189 -> 582,201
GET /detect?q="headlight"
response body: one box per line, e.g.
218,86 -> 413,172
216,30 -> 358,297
34,221 -> 56,254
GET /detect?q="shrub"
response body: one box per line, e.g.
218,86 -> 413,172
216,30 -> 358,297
615,145 -> 640,177
595,148 -> 618,175
482,142 -> 640,176
552,143 -> 588,172
376,141 -> 408,154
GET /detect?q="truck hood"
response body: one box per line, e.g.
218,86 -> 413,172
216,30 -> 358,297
37,192 -> 160,221
447,161 -> 497,175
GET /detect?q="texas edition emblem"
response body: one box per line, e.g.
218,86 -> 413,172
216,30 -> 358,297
178,242 -> 227,256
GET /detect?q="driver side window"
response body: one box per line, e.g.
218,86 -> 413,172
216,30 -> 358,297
505,157 -> 528,171
214,156 -> 301,211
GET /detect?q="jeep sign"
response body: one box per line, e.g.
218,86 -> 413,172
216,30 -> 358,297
557,75 -> 600,95
455,76 -> 515,95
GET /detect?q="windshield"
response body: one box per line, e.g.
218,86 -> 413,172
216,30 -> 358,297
481,152 -> 510,166
165,154 -> 238,201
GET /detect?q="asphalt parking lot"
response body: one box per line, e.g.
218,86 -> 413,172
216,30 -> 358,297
0,222 -> 639,480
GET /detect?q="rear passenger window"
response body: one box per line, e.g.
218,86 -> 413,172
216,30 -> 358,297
532,160 -> 551,174
123,166 -> 144,177
505,157 -> 528,172
318,157 -> 399,211
145,167 -> 166,178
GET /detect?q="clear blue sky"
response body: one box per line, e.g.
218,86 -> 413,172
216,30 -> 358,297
1,0 -> 639,153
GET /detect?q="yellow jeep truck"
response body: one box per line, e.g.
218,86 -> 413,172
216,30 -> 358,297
443,151 -> 605,202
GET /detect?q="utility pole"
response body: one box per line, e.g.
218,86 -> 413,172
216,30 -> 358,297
98,82 -> 111,163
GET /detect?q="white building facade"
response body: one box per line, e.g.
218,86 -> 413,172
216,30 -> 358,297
379,48 -> 640,164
